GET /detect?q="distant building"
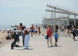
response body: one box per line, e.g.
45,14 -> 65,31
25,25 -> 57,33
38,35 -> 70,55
42,18 -> 78,26
42,4 -> 78,26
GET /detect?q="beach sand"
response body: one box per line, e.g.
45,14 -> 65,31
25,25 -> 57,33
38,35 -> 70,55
0,31 -> 12,48
0,27 -> 78,56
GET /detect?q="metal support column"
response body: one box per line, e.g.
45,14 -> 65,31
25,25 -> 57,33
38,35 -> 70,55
54,7 -> 56,25
67,14 -> 69,26
51,12 -> 53,25
74,15 -> 76,26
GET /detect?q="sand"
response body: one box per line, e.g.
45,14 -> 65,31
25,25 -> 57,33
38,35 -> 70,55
0,27 -> 78,56
0,31 -> 12,48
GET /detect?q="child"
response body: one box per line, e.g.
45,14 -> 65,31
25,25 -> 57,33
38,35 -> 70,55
54,31 -> 59,46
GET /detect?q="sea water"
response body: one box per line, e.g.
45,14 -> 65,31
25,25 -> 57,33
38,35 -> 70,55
0,25 -> 11,30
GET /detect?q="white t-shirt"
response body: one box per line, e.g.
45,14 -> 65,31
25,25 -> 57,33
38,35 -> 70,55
35,27 -> 38,31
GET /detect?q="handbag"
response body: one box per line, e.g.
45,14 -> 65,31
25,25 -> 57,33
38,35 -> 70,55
45,35 -> 49,39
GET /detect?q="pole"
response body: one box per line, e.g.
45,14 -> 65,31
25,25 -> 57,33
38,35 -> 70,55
74,15 -> 76,26
51,12 -> 53,25
67,14 -> 69,26
54,7 -> 56,25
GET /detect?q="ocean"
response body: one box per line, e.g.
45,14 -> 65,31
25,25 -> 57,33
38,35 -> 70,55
0,25 -> 11,30
0,24 -> 42,30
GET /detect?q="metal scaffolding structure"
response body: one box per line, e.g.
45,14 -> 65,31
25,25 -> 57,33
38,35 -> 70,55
42,4 -> 78,26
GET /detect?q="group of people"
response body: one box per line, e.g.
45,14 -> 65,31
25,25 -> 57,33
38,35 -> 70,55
11,23 -> 28,49
44,24 -> 78,47
30,24 -> 41,37
60,25 -> 78,41
11,23 -> 41,50
46,25 -> 59,47
10,23 -> 78,50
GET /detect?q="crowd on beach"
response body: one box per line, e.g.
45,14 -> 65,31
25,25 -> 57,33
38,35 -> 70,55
4,23 -> 78,50
7,23 -> 41,49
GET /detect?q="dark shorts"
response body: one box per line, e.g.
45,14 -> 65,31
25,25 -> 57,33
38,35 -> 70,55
35,31 -> 38,33
55,38 -> 58,42
73,33 -> 76,37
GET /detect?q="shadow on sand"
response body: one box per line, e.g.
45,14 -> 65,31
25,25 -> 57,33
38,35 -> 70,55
54,46 -> 62,47
74,40 -> 78,41
15,48 -> 34,50
0,42 -> 2,43
50,45 -> 62,48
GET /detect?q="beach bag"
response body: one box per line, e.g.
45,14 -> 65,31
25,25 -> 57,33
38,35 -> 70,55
45,35 -> 49,39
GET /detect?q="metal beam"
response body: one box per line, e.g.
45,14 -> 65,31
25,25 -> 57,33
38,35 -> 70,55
47,5 -> 78,16
46,9 -> 78,15
44,17 -> 68,20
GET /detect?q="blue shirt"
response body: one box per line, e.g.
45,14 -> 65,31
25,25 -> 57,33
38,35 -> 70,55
54,33 -> 59,38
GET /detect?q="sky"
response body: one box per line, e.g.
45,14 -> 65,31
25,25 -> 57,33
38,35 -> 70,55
0,0 -> 78,26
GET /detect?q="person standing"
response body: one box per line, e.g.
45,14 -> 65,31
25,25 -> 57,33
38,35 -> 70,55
24,30 -> 30,49
22,26 -> 26,46
19,23 -> 23,30
38,26 -> 41,36
61,25 -> 64,32
54,31 -> 59,46
30,24 -> 35,37
35,25 -> 38,35
46,25 -> 53,47
55,25 -> 59,32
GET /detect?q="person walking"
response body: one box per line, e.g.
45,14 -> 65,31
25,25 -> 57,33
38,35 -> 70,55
11,29 -> 21,49
46,25 -> 53,47
72,26 -> 76,41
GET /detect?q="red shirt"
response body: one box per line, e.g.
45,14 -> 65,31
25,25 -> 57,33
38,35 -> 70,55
46,28 -> 52,37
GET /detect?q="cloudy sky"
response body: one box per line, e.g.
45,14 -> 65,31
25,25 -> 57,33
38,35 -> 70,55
0,0 -> 78,26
